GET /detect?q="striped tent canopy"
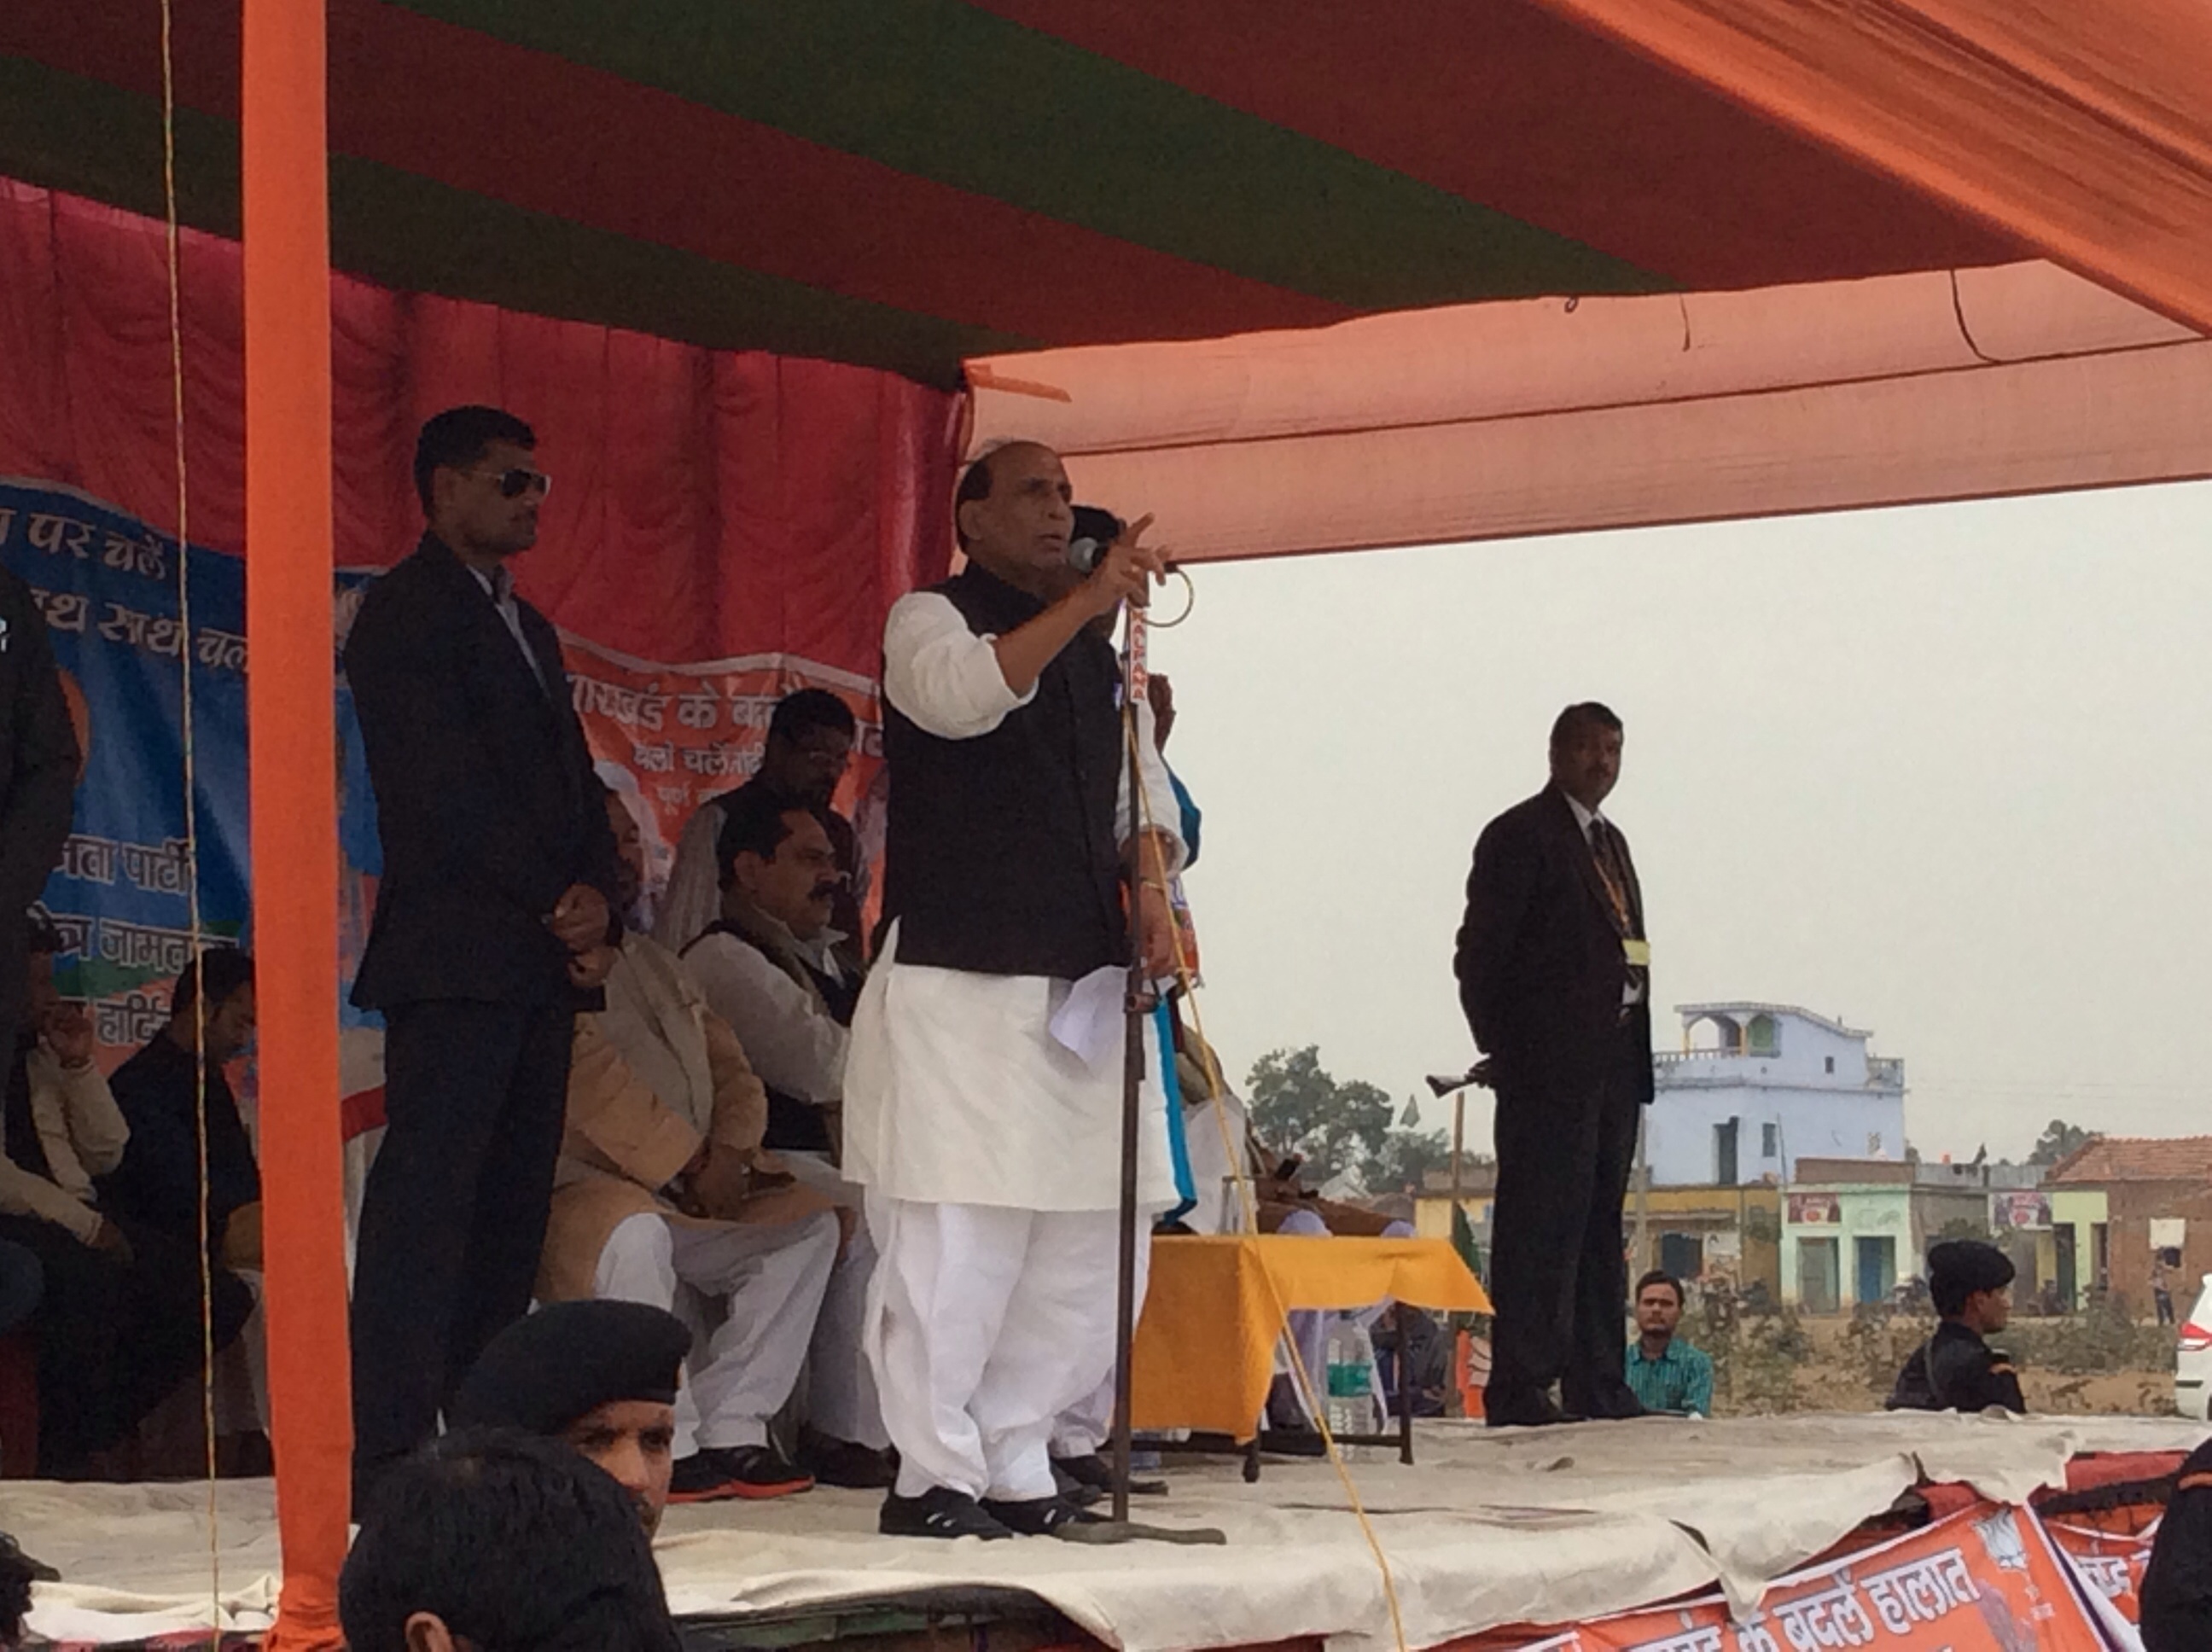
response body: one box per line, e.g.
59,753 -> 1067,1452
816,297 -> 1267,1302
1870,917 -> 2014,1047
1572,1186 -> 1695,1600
0,0 -> 2046,389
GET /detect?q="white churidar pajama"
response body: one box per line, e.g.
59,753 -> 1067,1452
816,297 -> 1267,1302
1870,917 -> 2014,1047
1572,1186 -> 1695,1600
596,1207 -> 839,1457
686,910 -> 887,1451
849,590 -> 1183,1503
1046,1210 -> 1154,1460
779,1149 -> 891,1451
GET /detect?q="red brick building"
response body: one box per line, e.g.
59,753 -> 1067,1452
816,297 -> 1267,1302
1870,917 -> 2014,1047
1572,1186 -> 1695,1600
2044,1136 -> 2212,1315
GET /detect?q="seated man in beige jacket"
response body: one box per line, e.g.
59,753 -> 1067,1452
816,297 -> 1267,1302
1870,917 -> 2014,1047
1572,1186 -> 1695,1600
539,793 -> 841,1504
0,918 -> 253,1476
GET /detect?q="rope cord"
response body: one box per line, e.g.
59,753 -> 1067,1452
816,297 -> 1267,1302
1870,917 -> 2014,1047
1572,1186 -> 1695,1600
1123,617 -> 1410,1652
157,0 -> 223,1635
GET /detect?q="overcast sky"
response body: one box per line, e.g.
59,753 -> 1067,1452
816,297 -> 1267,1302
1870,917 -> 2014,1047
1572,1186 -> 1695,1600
1148,478 -> 2212,1165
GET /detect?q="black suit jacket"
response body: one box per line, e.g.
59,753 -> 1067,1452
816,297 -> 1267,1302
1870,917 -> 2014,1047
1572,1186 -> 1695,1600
345,534 -> 620,1009
0,569 -> 82,1032
1453,783 -> 1654,1100
98,1032 -> 260,1246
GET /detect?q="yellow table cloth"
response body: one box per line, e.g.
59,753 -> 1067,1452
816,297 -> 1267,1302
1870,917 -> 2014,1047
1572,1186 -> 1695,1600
1130,1234 -> 1491,1439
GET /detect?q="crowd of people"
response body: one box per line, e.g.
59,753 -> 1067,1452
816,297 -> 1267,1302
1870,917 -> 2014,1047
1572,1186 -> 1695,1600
3,405 -> 2210,1647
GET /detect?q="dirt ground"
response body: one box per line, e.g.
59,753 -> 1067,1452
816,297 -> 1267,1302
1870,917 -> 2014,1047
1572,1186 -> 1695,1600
1736,1316 -> 2176,1418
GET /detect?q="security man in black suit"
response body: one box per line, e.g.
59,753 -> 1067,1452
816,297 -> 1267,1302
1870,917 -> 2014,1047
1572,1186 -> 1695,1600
1455,701 -> 1651,1426
2142,1435 -> 2212,1650
343,405 -> 622,1502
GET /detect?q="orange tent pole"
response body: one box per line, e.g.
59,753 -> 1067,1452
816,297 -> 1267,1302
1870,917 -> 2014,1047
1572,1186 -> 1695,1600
242,3 -> 351,1648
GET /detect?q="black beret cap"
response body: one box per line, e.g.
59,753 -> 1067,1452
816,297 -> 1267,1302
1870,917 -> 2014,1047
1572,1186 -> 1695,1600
450,1300 -> 691,1437
1929,1239 -> 2015,1297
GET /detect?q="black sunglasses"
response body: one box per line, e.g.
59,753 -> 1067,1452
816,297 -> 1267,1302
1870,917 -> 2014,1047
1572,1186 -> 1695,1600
466,466 -> 552,500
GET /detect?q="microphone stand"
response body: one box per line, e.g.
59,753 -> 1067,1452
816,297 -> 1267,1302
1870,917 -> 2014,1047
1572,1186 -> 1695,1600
1109,594 -> 1149,1528
1060,593 -> 1224,1548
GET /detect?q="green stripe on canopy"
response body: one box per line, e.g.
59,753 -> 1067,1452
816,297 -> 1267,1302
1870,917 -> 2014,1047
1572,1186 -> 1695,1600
393,0 -> 1673,309
0,55 -> 1029,384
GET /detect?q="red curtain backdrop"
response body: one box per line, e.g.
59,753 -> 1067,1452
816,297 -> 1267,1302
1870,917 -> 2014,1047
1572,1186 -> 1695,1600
0,177 -> 960,678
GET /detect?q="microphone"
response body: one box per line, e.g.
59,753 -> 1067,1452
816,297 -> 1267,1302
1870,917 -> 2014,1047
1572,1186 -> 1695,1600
1068,503 -> 1124,574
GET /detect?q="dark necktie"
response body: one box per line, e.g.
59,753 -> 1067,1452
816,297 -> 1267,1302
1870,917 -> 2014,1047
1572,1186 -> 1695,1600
1589,820 -> 1649,999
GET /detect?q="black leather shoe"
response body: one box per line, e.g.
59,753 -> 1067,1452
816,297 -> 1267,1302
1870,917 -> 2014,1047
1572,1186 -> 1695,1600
1053,1451 -> 1167,1498
880,1487 -> 1013,1540
798,1428 -> 897,1489
1484,1390 -> 1568,1428
1565,1382 -> 1648,1422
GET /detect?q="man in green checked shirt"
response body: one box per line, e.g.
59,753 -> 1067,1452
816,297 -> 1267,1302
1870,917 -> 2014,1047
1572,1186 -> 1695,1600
1623,1271 -> 1714,1416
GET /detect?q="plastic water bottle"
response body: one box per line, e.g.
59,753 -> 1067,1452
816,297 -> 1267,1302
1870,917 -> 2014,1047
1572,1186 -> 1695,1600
1324,1317 -> 1377,1454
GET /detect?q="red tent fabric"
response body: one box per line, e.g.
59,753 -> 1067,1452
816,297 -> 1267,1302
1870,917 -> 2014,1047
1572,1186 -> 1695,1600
0,172 -> 958,1650
0,180 -> 958,678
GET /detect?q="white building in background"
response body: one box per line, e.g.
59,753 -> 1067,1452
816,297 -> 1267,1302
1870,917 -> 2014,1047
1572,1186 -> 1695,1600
1644,1003 -> 1906,1187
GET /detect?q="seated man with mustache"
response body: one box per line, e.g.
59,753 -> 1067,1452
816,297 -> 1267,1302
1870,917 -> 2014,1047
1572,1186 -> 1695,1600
682,787 -> 893,1489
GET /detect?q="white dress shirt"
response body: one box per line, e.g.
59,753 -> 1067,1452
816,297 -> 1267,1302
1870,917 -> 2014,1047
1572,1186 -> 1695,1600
468,563 -> 549,692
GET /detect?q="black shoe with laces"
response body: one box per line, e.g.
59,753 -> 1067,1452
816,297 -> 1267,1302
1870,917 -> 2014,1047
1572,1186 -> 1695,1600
980,1495 -> 1097,1536
880,1486 -> 1014,1539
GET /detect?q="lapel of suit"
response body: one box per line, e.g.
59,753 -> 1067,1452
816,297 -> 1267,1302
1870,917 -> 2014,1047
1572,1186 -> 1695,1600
419,536 -> 556,715
1546,784 -> 1626,939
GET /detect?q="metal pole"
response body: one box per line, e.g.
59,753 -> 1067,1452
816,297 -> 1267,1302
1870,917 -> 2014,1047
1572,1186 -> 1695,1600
1109,606 -> 1147,1527
1449,1090 -> 1467,1218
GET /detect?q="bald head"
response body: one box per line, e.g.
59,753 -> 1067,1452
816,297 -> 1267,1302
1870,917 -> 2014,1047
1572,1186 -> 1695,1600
955,442 -> 1074,595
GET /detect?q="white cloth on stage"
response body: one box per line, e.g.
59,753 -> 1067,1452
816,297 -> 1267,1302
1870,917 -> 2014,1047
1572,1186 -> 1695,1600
595,1207 -> 839,1457
867,1195 -> 1124,1502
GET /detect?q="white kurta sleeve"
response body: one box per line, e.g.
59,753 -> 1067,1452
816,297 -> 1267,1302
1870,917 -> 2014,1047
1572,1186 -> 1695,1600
882,591 -> 1034,740
1119,693 -> 1187,875
684,932 -> 850,1105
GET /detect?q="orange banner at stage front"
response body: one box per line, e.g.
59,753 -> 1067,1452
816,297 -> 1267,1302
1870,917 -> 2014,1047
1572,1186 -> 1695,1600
1493,1502 -> 2105,1652
2044,1510 -> 2158,1635
1131,1234 -> 1488,1439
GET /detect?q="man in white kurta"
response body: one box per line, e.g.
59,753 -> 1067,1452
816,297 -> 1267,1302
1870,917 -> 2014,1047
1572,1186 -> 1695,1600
684,792 -> 892,1485
847,441 -> 1182,1540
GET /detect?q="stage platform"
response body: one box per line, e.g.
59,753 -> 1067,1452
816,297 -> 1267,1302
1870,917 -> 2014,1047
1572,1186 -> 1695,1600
13,1411 -> 2207,1649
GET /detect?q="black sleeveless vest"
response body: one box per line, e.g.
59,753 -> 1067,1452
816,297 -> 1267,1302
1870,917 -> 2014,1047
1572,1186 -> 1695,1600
882,565 -> 1125,980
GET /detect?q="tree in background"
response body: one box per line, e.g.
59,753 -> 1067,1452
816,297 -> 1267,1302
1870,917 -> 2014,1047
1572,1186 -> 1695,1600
2029,1120 -> 2092,1166
1245,1045 -> 1450,1192
1366,1110 -> 1455,1193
